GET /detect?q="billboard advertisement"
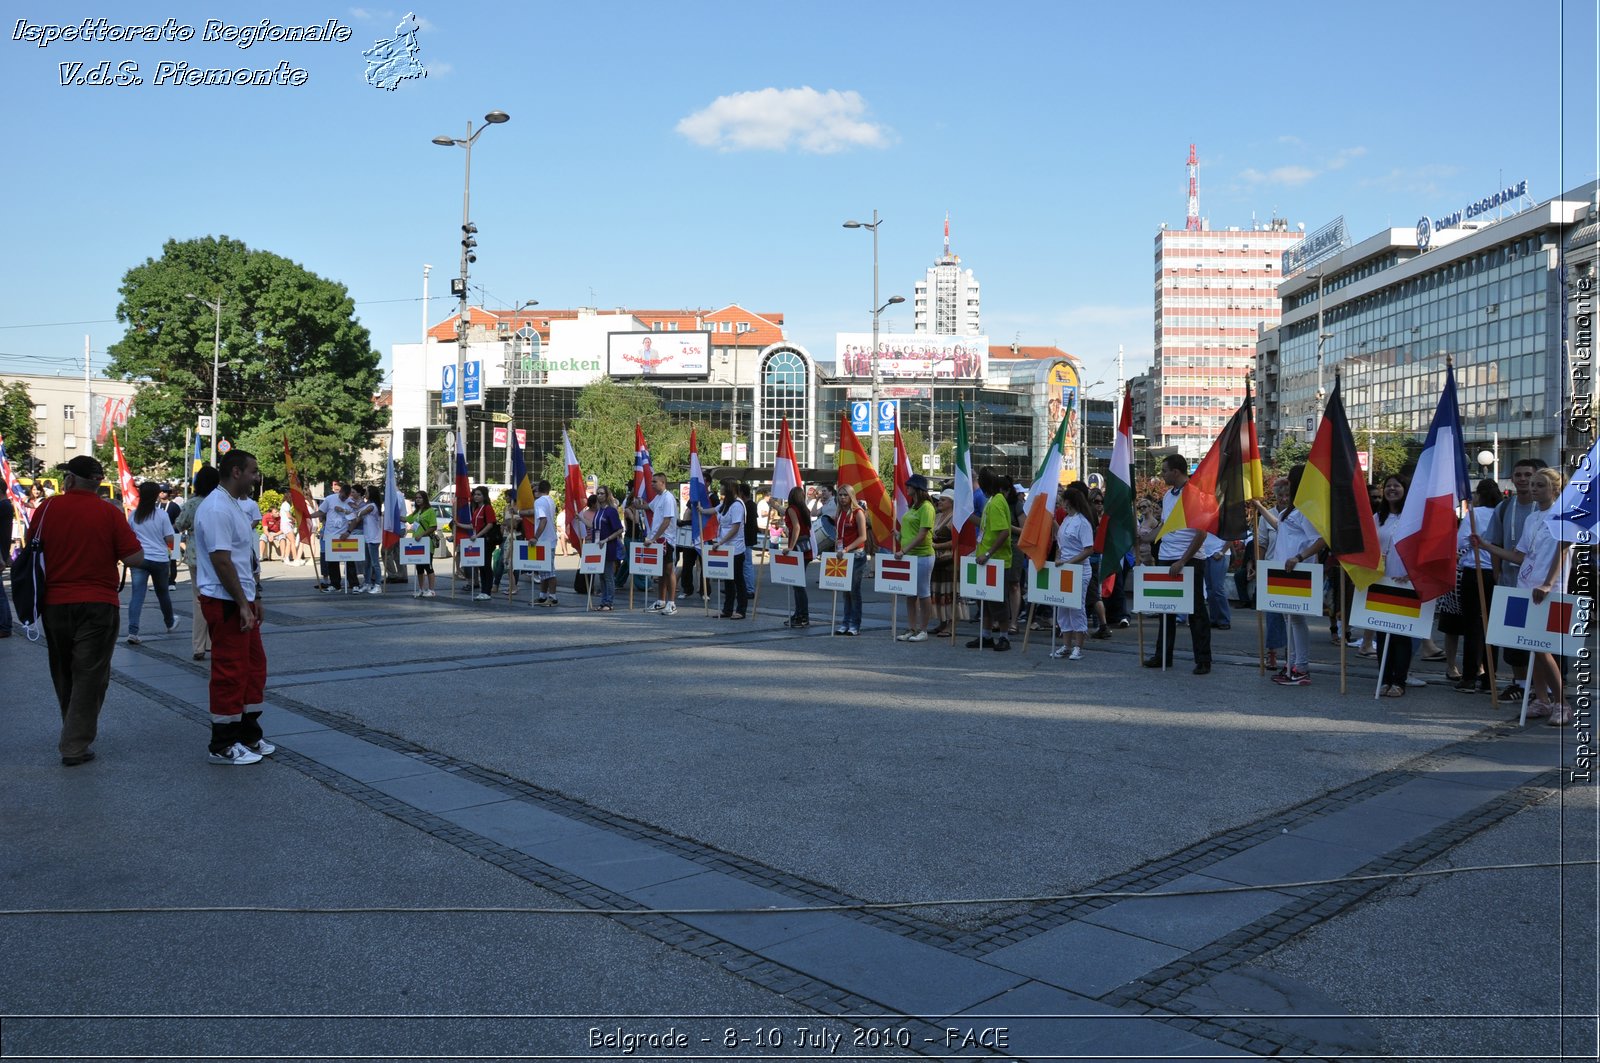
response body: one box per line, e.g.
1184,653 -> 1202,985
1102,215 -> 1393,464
606,332 -> 710,379
1048,361 -> 1081,485
833,334 -> 988,380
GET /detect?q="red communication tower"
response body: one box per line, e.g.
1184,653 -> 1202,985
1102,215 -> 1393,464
1186,143 -> 1200,231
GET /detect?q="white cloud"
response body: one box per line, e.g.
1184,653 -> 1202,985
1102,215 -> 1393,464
1239,147 -> 1366,188
676,87 -> 890,154
428,60 -> 452,76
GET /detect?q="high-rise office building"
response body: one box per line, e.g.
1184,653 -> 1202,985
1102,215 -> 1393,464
913,214 -> 981,336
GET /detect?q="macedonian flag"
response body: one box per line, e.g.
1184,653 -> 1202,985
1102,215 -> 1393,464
836,414 -> 896,550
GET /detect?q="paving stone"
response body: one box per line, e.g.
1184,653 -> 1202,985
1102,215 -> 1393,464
1198,834 -> 1376,890
1359,776 -> 1500,819
628,871 -> 847,951
439,799 -> 603,850
759,921 -> 1026,1018
1288,805 -> 1447,855
980,920 -> 1186,998
1078,874 -> 1298,951
271,728 -> 434,783
259,708 -> 331,737
362,770 -> 508,813
523,830 -> 708,895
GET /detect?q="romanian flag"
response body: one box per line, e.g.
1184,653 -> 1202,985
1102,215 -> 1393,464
1018,417 -> 1070,569
1265,568 -> 1315,598
1295,379 -> 1382,589
1365,582 -> 1423,619
1140,571 -> 1188,599
283,435 -> 312,544
1392,363 -> 1470,601
1037,565 -> 1076,594
510,426 -> 533,514
965,561 -> 1000,588
516,541 -> 550,567
836,414 -> 895,550
824,556 -> 850,579
1156,383 -> 1263,540
1504,595 -> 1576,635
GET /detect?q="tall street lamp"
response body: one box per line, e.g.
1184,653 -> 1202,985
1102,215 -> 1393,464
432,109 -> 510,500
184,293 -> 224,465
843,211 -> 904,465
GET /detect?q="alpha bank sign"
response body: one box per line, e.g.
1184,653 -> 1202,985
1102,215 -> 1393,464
1282,216 -> 1347,276
1416,179 -> 1528,249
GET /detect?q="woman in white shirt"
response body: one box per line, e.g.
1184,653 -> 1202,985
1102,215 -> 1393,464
1474,466 -> 1573,723
1454,479 -> 1501,693
1263,465 -> 1326,686
1050,484 -> 1095,661
715,479 -> 749,619
125,481 -> 177,644
1375,475 -> 1414,698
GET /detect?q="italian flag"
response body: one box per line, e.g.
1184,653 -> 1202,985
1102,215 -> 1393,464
1096,388 -> 1136,589
1017,416 -> 1069,570
953,403 -> 976,552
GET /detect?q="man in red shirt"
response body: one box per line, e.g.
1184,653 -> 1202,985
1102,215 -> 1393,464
27,455 -> 144,766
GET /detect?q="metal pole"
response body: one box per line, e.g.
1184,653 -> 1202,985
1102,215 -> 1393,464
420,264 -> 430,493
456,119 -> 473,508
210,299 -> 222,466
83,335 -> 91,456
870,209 -> 881,467
1314,270 -> 1326,436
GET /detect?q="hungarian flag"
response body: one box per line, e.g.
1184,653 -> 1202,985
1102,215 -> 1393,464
454,431 -> 471,529
631,424 -> 655,503
112,432 -> 137,512
1393,363 -> 1470,600
688,428 -> 718,543
282,435 -> 313,544
836,414 -> 895,550
1156,383 -> 1263,541
953,403 -> 976,553
1097,387 -> 1137,590
771,418 -> 800,504
1296,378 -> 1382,589
381,448 -> 407,549
1018,416 -> 1069,570
892,425 -> 913,525
563,430 -> 586,549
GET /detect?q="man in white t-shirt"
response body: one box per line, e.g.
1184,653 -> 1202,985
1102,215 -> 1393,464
646,473 -> 678,615
532,480 -> 559,606
192,449 -> 271,767
1147,454 -> 1213,674
314,481 -> 360,593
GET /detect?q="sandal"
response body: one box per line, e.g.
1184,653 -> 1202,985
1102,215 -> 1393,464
1381,685 -> 1405,698
1548,706 -> 1574,726
1524,700 -> 1553,719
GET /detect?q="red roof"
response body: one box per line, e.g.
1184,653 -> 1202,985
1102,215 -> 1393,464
426,304 -> 785,346
988,345 -> 1078,362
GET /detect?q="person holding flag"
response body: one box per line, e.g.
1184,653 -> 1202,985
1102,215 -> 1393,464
966,468 -> 1013,650
832,482 -> 869,636
894,473 -> 937,642
1147,454 -> 1218,673
685,429 -> 716,599
714,478 -> 750,619
1097,390 -> 1138,630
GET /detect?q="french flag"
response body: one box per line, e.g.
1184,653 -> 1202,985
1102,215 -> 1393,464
1394,363 -> 1471,601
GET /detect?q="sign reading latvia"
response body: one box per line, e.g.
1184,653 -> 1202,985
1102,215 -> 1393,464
579,544 -> 605,575
818,553 -> 856,592
959,558 -> 1005,603
1132,566 -> 1194,615
770,550 -> 809,588
1486,589 -> 1591,654
629,542 -> 664,577
1349,578 -> 1437,639
457,537 -> 485,568
1027,562 -> 1084,608
1255,562 -> 1325,616
874,555 -> 917,596
399,538 -> 432,565
702,548 -> 734,581
327,537 -> 363,561
513,540 -> 553,573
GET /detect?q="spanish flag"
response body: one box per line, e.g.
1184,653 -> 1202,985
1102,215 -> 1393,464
836,414 -> 896,550
1156,382 -> 1264,540
1295,379 -> 1382,589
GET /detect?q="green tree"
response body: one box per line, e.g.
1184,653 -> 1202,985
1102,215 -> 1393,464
0,380 -> 36,467
1266,436 -> 1311,485
103,235 -> 386,486
1354,420 -> 1415,483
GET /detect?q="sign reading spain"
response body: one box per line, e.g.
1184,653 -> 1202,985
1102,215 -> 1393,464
769,550 -> 809,588
1255,562 -> 1325,616
326,537 -> 363,561
1486,589 -> 1591,655
1133,566 -> 1193,615
1349,578 -> 1437,639
817,553 -> 855,592
1027,562 -> 1083,608
959,558 -> 1006,603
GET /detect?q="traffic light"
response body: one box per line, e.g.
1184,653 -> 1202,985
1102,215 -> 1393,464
462,222 -> 478,264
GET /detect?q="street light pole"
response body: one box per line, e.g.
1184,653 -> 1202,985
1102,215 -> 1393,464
433,110 -> 509,498
185,293 -> 224,466
843,211 -> 903,467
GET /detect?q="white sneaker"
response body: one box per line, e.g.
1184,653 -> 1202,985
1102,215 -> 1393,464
1050,645 -> 1070,659
413,589 -> 423,599
907,631 -> 928,642
473,592 -> 491,601
208,743 -> 262,766
647,601 -> 665,612
245,739 -> 276,757
1405,676 -> 1426,687
126,634 -> 141,645
424,589 -> 436,597
895,631 -> 914,641
368,585 -> 382,595
661,604 -> 677,616
1069,647 -> 1084,661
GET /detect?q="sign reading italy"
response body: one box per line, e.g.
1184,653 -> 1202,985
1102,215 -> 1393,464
960,559 -> 1005,603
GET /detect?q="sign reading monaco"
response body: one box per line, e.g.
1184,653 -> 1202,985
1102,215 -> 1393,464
834,333 -> 988,380
606,332 -> 711,379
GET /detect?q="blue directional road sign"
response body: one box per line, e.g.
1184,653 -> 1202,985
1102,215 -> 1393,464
441,364 -> 457,405
463,360 -> 482,404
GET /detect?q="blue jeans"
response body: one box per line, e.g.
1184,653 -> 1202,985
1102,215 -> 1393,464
599,556 -> 617,606
365,542 -> 382,587
1265,611 -> 1286,652
1206,552 -> 1231,625
743,548 -> 757,596
841,552 -> 865,628
127,559 -> 174,634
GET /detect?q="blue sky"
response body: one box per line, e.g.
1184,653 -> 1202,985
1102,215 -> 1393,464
1,0 -> 1595,397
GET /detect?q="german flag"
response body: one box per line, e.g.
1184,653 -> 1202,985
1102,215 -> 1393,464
1295,379 -> 1382,589
1365,582 -> 1423,619
1264,568 -> 1315,598
1156,383 -> 1264,540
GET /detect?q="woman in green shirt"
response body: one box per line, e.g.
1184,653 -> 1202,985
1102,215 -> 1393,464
894,474 -> 936,642
408,491 -> 438,598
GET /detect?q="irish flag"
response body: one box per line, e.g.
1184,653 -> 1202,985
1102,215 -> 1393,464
1097,387 -> 1136,590
953,403 -> 976,552
1018,416 -> 1070,570
1392,363 -> 1470,601
1037,566 -> 1076,594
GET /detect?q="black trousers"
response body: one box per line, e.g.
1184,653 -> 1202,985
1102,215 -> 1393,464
324,560 -> 361,589
1458,568 -> 1495,686
1379,632 -> 1414,686
721,554 -> 749,616
1156,558 -> 1212,666
43,602 -> 120,758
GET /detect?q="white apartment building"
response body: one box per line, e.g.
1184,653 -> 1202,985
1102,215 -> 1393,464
912,219 -> 981,336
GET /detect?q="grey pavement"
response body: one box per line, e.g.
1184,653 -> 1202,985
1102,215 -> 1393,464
1,555 -> 1594,1061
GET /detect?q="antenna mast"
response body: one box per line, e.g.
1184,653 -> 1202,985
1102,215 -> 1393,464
1185,144 -> 1200,231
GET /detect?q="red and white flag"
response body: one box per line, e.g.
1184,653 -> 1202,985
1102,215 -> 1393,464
771,418 -> 800,503
1393,364 -> 1471,601
892,425 -> 913,525
112,432 -> 137,512
562,430 -> 586,549
631,424 -> 655,503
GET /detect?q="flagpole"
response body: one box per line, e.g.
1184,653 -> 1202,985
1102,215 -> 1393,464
1338,565 -> 1348,694
1253,506 -> 1264,675
1464,498 -> 1497,708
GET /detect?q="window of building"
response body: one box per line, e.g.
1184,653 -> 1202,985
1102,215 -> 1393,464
63,435 -> 77,449
668,322 -> 678,331
63,404 -> 76,422
760,349 -> 809,467
737,322 -> 751,333
33,404 -> 47,419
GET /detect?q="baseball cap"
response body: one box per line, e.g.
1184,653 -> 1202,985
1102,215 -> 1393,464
56,455 -> 104,481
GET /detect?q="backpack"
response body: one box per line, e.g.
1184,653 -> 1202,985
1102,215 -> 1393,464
11,501 -> 47,637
